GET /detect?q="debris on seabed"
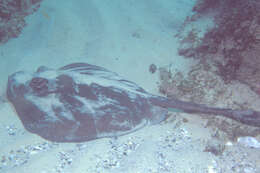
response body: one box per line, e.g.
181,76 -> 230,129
237,136 -> 260,149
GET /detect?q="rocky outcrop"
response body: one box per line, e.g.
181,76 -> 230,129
0,0 -> 43,45
177,0 -> 260,94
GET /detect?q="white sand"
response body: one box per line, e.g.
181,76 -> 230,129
1,0 -> 260,172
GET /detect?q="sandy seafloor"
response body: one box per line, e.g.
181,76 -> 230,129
0,0 -> 260,172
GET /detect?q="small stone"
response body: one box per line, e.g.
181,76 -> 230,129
149,64 -> 157,74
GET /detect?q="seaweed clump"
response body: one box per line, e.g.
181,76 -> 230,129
178,0 -> 260,92
0,0 -> 43,45
158,64 -> 260,141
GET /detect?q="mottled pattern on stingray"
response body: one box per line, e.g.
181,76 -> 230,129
7,63 -> 168,142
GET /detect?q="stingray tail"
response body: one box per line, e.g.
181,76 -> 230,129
149,96 -> 260,128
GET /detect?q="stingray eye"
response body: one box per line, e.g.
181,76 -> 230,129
29,77 -> 49,96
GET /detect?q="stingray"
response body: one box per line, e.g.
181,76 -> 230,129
6,63 -> 260,142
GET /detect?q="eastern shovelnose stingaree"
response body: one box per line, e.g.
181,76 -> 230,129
6,63 -> 260,142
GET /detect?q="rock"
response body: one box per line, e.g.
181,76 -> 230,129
149,64 -> 157,74
0,0 -> 42,45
